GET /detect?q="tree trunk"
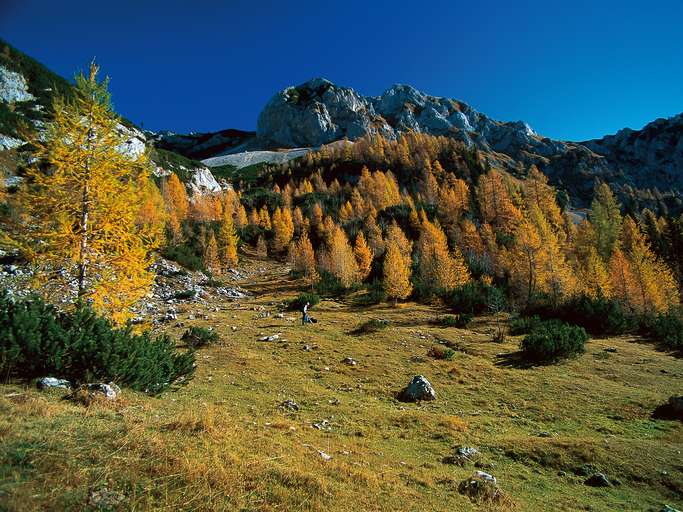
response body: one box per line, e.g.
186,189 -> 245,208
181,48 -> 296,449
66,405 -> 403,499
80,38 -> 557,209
77,181 -> 89,298
77,105 -> 95,300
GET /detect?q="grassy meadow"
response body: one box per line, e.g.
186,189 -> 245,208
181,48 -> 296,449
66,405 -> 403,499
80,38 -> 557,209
0,258 -> 681,511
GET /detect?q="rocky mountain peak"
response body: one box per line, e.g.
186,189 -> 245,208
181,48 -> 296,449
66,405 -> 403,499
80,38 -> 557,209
256,77 -> 556,160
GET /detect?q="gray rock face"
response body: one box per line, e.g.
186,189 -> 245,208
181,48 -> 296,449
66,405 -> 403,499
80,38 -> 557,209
256,78 -> 565,159
458,471 -> 503,502
582,114 -> 683,194
584,473 -> 611,487
443,446 -> 480,466
37,377 -> 71,390
399,375 -> 436,402
257,78 -> 392,148
0,65 -> 35,103
188,166 -> 223,195
116,123 -> 147,161
255,78 -> 683,210
86,382 -> 121,400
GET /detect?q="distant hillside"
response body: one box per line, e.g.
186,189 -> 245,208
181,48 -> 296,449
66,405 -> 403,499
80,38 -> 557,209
2,42 -> 681,214
0,40 -> 227,196
0,38 -> 73,146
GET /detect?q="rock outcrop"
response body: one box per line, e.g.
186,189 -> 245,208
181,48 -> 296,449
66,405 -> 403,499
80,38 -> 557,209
0,65 -> 35,103
256,78 -> 567,160
582,113 -> 683,194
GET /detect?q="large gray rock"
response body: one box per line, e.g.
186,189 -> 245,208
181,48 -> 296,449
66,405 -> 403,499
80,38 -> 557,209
255,78 -> 564,159
37,377 -> 71,390
86,382 -> 121,400
398,375 -> 436,402
257,78 -> 392,147
0,65 -> 35,103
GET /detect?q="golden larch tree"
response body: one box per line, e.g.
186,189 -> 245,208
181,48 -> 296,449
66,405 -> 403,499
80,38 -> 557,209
204,231 -> 221,275
417,218 -> 470,293
353,232 -> 373,280
235,204 -> 248,228
365,211 -> 385,257
476,169 -> 522,234
608,248 -> 639,312
162,172 -> 189,243
136,178 -> 167,249
272,206 -> 294,252
579,247 -> 612,299
523,165 -> 563,229
383,238 -> 413,304
292,232 -> 319,287
385,221 -> 412,265
319,224 -> 359,288
217,205 -> 239,268
620,216 -> 679,313
258,206 -> 272,230
256,235 -> 268,259
21,62 -> 157,323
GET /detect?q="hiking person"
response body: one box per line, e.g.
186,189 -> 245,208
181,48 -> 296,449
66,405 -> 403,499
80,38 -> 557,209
302,301 -> 311,325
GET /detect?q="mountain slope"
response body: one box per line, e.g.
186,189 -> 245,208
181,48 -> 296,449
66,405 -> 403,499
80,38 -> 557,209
252,78 -> 682,211
0,41 -> 226,196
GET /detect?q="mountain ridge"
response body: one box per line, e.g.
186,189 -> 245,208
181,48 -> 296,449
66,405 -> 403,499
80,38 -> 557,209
1,43 -> 681,213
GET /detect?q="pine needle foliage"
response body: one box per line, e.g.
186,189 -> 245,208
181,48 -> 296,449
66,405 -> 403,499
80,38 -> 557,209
0,293 -> 195,394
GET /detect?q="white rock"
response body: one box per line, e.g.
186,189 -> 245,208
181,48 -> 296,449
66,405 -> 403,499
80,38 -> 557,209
0,65 -> 35,103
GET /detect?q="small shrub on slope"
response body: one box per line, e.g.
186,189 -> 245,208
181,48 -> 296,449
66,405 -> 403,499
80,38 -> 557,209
0,293 -> 195,394
520,320 -> 589,363
287,293 -> 320,311
182,326 -> 220,349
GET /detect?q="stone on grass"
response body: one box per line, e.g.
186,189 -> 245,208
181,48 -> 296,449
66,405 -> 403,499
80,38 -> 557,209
280,399 -> 299,411
661,506 -> 681,512
37,377 -> 71,390
443,446 -> 480,466
258,334 -> 280,342
87,382 -> 121,400
398,375 -> 435,402
584,473 -> 611,487
342,357 -> 357,366
68,382 -> 121,406
458,472 -> 505,504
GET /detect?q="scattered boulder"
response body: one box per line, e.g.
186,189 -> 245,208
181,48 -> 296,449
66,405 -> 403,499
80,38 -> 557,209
36,377 -> 71,390
661,506 -> 681,512
458,472 -> 506,504
69,382 -> 121,405
652,396 -> 683,421
443,446 -> 479,466
342,357 -> 357,366
312,419 -> 332,431
258,334 -> 280,342
584,473 -> 611,487
398,375 -> 436,402
574,463 -> 600,477
86,382 -> 121,400
537,431 -> 552,438
318,450 -> 332,461
280,399 -> 299,412
604,347 -> 617,353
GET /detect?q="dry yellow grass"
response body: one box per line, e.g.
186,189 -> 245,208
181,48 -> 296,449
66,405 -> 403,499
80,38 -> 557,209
0,257 -> 681,511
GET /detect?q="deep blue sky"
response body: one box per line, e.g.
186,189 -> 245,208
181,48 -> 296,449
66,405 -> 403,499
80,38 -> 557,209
2,0 -> 681,141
